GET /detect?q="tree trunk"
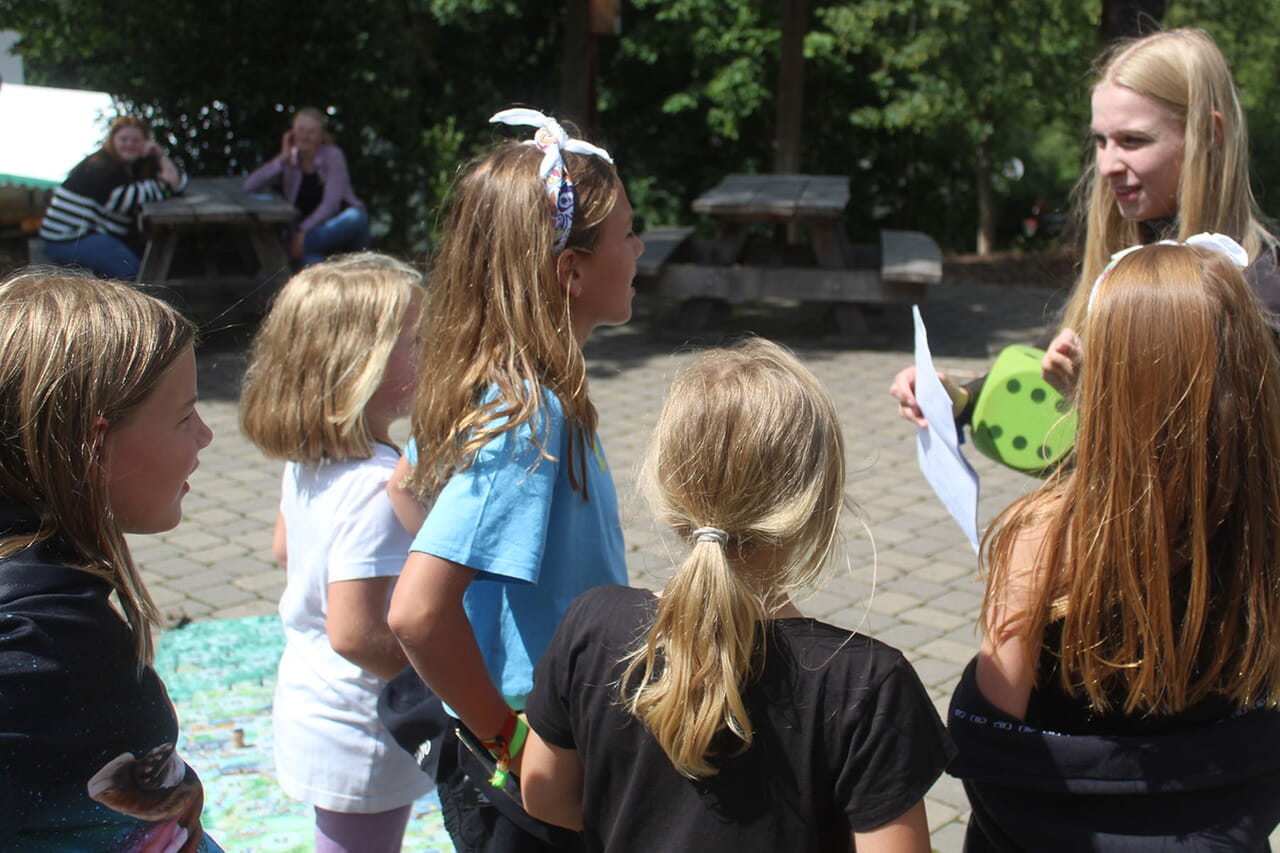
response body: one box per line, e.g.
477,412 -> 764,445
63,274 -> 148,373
1099,0 -> 1166,43
773,0 -> 807,175
560,0 -> 598,131
976,136 -> 995,255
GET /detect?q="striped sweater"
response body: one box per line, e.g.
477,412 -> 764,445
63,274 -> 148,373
40,154 -> 187,243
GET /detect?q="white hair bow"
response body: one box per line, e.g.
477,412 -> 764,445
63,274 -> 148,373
1088,232 -> 1249,312
489,108 -> 614,252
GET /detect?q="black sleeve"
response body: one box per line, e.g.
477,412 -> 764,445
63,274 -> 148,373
835,653 -> 957,833
526,591 -> 593,751
1245,244 -> 1280,319
957,375 -> 986,427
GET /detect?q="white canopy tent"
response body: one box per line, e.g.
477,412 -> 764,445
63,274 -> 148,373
0,83 -> 115,190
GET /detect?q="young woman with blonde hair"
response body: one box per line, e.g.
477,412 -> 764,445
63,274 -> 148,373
243,107 -> 370,267
0,270 -> 218,849
240,252 -> 431,853
948,240 -> 1280,850
41,115 -> 187,280
386,109 -> 642,852
520,337 -> 954,853
890,27 -> 1280,425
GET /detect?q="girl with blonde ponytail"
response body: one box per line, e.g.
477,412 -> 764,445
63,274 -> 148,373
521,337 -> 953,853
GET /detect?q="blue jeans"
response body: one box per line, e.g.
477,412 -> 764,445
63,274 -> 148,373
302,207 -> 371,267
43,233 -> 140,281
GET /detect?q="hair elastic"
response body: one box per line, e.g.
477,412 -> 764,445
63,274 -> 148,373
1088,232 -> 1248,312
692,526 -> 728,546
489,108 -> 614,253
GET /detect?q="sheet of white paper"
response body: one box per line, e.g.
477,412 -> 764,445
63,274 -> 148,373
912,305 -> 981,553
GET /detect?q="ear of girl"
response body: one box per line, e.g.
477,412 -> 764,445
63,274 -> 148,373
560,184 -> 643,346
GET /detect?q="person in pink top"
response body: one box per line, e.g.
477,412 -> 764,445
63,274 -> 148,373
244,107 -> 371,267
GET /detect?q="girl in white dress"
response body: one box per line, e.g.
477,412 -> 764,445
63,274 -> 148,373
240,252 -> 429,853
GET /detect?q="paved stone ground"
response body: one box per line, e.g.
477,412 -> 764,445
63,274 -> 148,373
135,280 -> 1072,851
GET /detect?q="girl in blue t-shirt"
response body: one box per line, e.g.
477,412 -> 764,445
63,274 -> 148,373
386,108 -> 643,852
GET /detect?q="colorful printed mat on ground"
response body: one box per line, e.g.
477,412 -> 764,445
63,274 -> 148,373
155,615 -> 453,852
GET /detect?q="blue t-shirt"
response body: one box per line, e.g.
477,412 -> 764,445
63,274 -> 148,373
408,390 -> 627,704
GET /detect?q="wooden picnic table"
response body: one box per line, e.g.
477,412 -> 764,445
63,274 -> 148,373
638,173 -> 943,337
691,173 -> 851,268
139,176 -> 296,313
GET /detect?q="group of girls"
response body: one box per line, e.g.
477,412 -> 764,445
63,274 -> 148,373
232,100 -> 951,853
6,23 -> 1280,853
0,101 -> 952,851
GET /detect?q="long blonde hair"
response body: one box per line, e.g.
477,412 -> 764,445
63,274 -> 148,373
407,140 -> 619,500
1062,28 -> 1272,334
0,269 -> 195,665
623,338 -> 846,778
240,252 -> 423,461
985,244 -> 1280,714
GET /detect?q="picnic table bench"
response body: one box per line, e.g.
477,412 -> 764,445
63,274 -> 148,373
139,176 -> 296,314
638,173 -> 943,336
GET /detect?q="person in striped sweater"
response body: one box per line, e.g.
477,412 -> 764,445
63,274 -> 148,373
40,115 -> 186,281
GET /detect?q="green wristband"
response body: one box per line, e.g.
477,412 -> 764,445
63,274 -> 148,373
509,715 -> 529,758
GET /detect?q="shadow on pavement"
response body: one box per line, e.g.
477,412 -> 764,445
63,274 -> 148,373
192,280 -> 1069,404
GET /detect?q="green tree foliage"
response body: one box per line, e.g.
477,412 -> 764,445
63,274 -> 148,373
595,0 -> 780,231
812,0 -> 1099,250
1164,2 -> 1280,226
3,0 -> 564,254
6,0 -> 1280,253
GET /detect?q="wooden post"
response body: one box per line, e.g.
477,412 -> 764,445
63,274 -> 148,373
560,0 -> 598,131
774,0 -> 807,175
590,0 -> 620,35
976,135 -> 994,255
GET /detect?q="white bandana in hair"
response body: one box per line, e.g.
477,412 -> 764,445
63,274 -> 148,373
1088,232 -> 1249,313
489,108 -> 614,253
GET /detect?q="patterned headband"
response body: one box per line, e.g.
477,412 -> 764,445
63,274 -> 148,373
1088,232 -> 1249,313
489,108 -> 614,253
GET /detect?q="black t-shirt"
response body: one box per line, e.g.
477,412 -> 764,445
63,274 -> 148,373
296,170 -> 323,220
527,585 -> 955,853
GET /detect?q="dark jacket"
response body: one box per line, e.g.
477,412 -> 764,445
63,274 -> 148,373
948,658 -> 1280,852
0,503 -> 217,851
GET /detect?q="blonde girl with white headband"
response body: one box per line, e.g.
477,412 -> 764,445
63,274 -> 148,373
948,239 -> 1280,850
518,338 -> 954,852
386,109 -> 642,852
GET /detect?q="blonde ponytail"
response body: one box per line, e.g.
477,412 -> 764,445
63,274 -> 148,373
622,537 -> 765,777
623,338 -> 845,777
